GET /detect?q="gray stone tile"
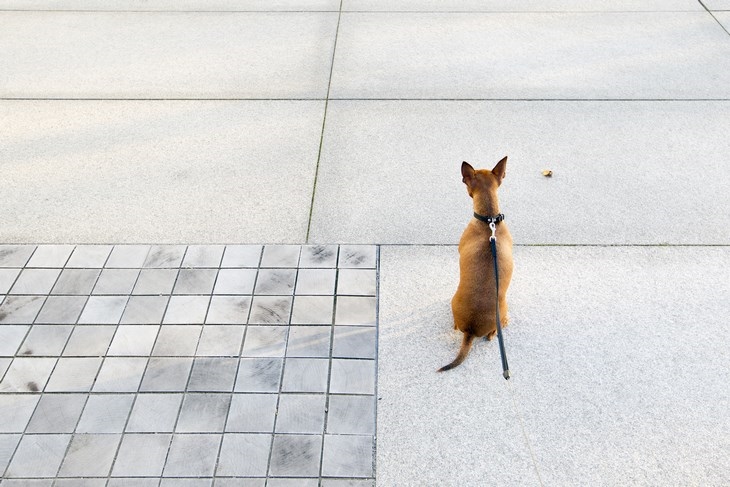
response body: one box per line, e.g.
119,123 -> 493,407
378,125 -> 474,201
18,325 -> 73,356
299,244 -> 339,268
120,295 -> 169,324
269,434 -> 322,477
108,325 -> 160,356
254,269 -> 296,295
160,480 -> 212,487
26,393 -> 86,433
0,268 -> 20,294
4,434 -> 71,478
234,358 -> 283,393
707,0 -> 730,10
261,245 -> 300,268
143,245 -> 186,268
176,393 -> 231,433
9,269 -> 61,295
241,326 -> 288,358
1,480 -> 54,487
34,296 -> 87,324
221,245 -> 262,268
163,433 -> 220,477
105,245 -> 151,268
163,295 -> 210,324
111,433 -> 171,477
275,394 -> 326,434
0,245 -> 35,267
0,0 -> 342,11
152,325 -> 201,356
54,479 -> 107,487
332,326 -> 376,359
216,433 -> 271,477
281,358 -> 329,393
196,325 -> 245,356
0,357 -> 56,392
92,268 -> 139,295
0,394 -> 40,433
132,268 -> 178,295
213,269 -> 257,295
0,434 -> 22,479
0,357 -> 10,377
248,296 -> 292,325
345,0 -> 701,10
173,268 -> 218,295
214,479 -> 266,487
126,393 -> 183,433
76,394 -> 134,433
295,268 -> 336,295
63,325 -> 116,356
321,435 -> 373,478
0,296 -> 45,324
327,395 -> 375,435
268,480 -> 318,487
51,269 -> 101,295
337,269 -> 376,296
66,246 -> 112,268
45,357 -> 102,392
108,479 -> 159,487
25,245 -> 74,268
187,357 -> 238,392
286,326 -> 331,358
58,433 -> 121,477
140,357 -> 194,392
291,295 -> 334,325
205,296 -> 251,324
335,297 -> 376,326
182,245 -> 225,268
92,357 -> 148,392
225,394 -> 278,433
78,296 -> 128,324
0,325 -> 30,356
329,359 -> 375,395
338,246 -> 377,269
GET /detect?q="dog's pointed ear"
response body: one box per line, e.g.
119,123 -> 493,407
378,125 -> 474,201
461,161 -> 475,186
492,156 -> 507,186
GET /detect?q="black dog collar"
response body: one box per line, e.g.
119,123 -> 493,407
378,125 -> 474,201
473,212 -> 505,224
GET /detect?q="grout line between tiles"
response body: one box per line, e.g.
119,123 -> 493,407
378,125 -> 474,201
698,0 -> 730,35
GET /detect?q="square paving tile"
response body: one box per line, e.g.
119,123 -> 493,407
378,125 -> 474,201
296,268 -> 336,295
0,296 -> 45,324
143,246 -> 186,268
120,295 -> 169,324
261,245 -> 301,268
126,393 -> 183,433
241,326 -> 288,357
57,433 -> 121,477
187,357 -> 238,392
108,325 -> 160,356
78,296 -> 128,324
92,357 -> 148,392
0,395 -> 40,433
112,433 -> 171,477
0,434 -> 22,476
63,325 -> 116,356
26,394 -> 87,434
51,269 -> 100,295
0,357 -> 57,392
175,394 -> 231,433
92,268 -> 140,295
225,394 -> 278,433
275,394 -> 326,434
196,325 -> 245,356
0,246 -> 35,267
132,269 -> 178,295
182,245 -> 225,268
4,434 -> 71,478
17,325 -> 73,356
66,246 -> 112,268
269,434 -> 322,477
248,296 -> 293,324
163,433 -> 220,477
34,296 -> 87,324
329,359 -> 375,395
45,357 -> 102,392
206,296 -> 251,324
140,357 -> 194,392
25,245 -> 73,268
332,326 -> 376,359
321,435 -> 374,478
300,245 -> 338,268
286,326 -> 331,358
221,245 -> 262,268
234,358 -> 283,393
213,269 -> 257,295
327,395 -> 376,435
216,433 -> 272,477
335,297 -> 376,326
0,268 -> 20,294
152,325 -> 202,356
0,325 -> 29,356
163,296 -> 210,324
105,245 -> 151,268
9,268 -> 61,295
254,269 -> 297,295
75,394 -> 134,433
291,295 -> 334,325
337,269 -> 376,296
173,268 -> 218,295
281,358 -> 329,393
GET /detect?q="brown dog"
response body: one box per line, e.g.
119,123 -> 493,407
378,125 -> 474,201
438,157 -> 514,372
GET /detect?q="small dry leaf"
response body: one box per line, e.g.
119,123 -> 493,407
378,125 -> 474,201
542,170 -> 553,177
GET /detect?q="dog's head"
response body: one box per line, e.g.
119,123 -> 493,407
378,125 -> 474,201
461,156 -> 507,199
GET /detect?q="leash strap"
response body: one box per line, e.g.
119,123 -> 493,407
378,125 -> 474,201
489,222 -> 511,380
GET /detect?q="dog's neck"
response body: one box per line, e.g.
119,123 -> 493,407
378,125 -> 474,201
473,192 -> 500,218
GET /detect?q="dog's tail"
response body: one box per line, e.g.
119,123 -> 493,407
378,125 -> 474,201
437,333 -> 475,372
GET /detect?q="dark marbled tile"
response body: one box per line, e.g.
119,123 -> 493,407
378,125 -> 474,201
269,434 -> 322,477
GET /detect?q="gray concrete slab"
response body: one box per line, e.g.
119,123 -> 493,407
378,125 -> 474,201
343,0 -> 703,11
378,245 -> 730,486
0,101 -> 324,243
705,1 -> 730,10
330,12 -> 730,99
309,100 -> 730,245
716,11 -> 730,27
0,0 -> 340,10
0,12 -> 337,98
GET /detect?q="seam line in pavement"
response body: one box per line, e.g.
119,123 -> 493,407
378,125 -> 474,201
698,0 -> 730,36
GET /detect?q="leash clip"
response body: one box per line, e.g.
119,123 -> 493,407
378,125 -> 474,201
489,222 -> 496,241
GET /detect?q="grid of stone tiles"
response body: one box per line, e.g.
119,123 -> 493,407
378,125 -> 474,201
0,244 -> 377,486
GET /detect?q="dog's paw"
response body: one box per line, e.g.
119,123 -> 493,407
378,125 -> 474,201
486,330 -> 496,341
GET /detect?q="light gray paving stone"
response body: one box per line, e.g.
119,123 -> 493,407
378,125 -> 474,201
78,296 -> 127,324
234,358 -> 283,393
334,297 -> 376,326
254,269 -> 296,295
152,325 -> 202,356
132,269 -> 178,295
215,479 -> 266,487
0,0 -> 341,10
4,434 -> 71,478
9,269 -> 60,295
275,394 -> 326,434
0,268 -> 20,294
337,246 -> 377,269
269,434 -> 322,477
57,433 -> 121,477
337,269 -> 376,296
321,435 -> 374,478
241,326 -> 288,357
213,269 -> 257,295
163,296 -> 210,324
111,433 -> 171,477
320,480 -> 374,487
17,325 -> 73,356
708,1 -> 730,10
268,480 -> 319,487
281,358 -> 329,393
0,296 -> 45,324
0,357 -> 57,393
261,245 -> 301,268
0,357 -> 10,377
187,357 -> 238,392
120,295 -> 169,324
160,480 -> 212,487
163,433 -> 220,477
0,325 -> 30,356
290,295 -> 334,325
34,296 -> 87,324
216,433 -> 272,477
0,435 -> 22,479
45,357 -> 102,392
295,268 -> 336,295
175,394 -> 231,433
225,394 -> 278,433
92,357 -> 147,392
25,245 -> 74,268
53,480 -> 106,487
105,245 -> 151,268
196,325 -> 245,356
205,296 -> 251,324
0,395 -> 40,433
300,245 -> 338,268
286,326 -> 331,358
327,395 -> 375,435
329,359 -> 375,395
343,0 -> 701,11
332,326 -> 376,359
1,480 -> 54,487
182,245 -> 225,268
143,246 -> 186,268
140,357 -> 194,392
221,245 -> 262,268
173,268 -> 218,295
248,296 -> 292,325
26,393 -> 86,433
63,325 -> 116,356
66,246 -> 112,268
108,325 -> 159,356
716,11 -> 730,28
51,269 -> 101,295
0,246 -> 35,267
126,393 -> 183,433
108,479 -> 160,487
92,268 -> 140,295
76,394 -> 134,433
